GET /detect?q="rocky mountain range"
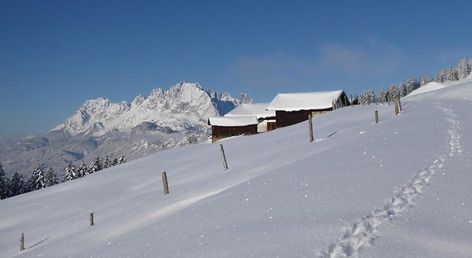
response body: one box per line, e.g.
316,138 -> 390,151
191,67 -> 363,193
0,82 -> 252,177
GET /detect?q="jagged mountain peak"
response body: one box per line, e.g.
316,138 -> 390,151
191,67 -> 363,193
54,82 -> 251,136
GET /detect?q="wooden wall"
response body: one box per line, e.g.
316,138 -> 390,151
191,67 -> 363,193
275,92 -> 350,128
211,125 -> 258,143
275,109 -> 331,128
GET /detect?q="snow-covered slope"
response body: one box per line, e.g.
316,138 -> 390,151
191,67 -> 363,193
0,82 -> 252,177
409,76 -> 472,96
0,80 -> 471,257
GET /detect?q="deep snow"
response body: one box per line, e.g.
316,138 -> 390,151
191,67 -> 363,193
0,80 -> 471,257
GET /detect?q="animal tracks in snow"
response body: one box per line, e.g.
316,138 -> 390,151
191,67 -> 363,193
319,105 -> 462,258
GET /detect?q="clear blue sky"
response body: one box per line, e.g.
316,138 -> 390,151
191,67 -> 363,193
1,0 -> 472,136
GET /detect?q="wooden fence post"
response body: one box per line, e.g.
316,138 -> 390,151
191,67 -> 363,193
89,212 -> 94,226
219,144 -> 228,170
20,233 -> 25,252
162,171 -> 170,195
374,110 -> 379,124
308,113 -> 314,142
393,97 -> 399,115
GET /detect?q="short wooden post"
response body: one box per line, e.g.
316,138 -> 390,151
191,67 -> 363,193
308,113 -> 314,142
89,212 -> 94,226
374,110 -> 379,124
20,233 -> 25,252
393,98 -> 399,115
162,171 -> 170,195
219,144 -> 228,170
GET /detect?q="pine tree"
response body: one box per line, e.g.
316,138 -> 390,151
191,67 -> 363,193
378,88 -> 387,103
103,156 -> 112,169
9,172 -> 25,196
0,162 -> 11,199
400,84 -> 408,97
26,165 -> 47,191
112,158 -> 119,166
446,67 -> 458,81
118,156 -> 127,164
365,89 -> 376,105
64,162 -> 77,181
457,58 -> 471,80
45,168 -> 59,187
33,165 -> 47,190
405,78 -> 420,95
90,157 -> 103,173
77,161 -> 90,177
388,85 -> 399,103
437,69 -> 448,82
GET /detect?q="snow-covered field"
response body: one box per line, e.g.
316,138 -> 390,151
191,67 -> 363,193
0,80 -> 471,257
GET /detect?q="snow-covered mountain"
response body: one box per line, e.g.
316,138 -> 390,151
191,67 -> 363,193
0,82 -> 252,177
1,78 -> 471,257
53,82 -> 251,136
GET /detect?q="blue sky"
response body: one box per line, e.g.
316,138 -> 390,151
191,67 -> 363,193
1,0 -> 472,136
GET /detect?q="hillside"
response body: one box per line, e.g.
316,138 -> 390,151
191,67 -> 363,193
0,79 -> 471,257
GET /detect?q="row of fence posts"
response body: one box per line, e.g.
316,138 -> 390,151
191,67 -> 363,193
18,142 -> 232,251
308,97 -> 403,142
17,97 -> 403,253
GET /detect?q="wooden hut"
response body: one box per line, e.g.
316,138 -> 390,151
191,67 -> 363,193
267,90 -> 349,128
208,116 -> 259,143
224,103 -> 276,132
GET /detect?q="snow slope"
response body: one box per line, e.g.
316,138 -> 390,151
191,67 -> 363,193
0,80 -> 471,257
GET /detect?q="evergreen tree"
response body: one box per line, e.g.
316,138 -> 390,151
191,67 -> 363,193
77,161 -> 90,177
112,158 -> 119,166
26,165 -> 47,191
45,167 -> 59,187
400,84 -> 408,97
456,58 -> 471,80
445,67 -> 458,81
405,78 -> 420,95
118,156 -> 127,164
33,165 -> 47,190
365,89 -> 376,105
9,172 -> 25,196
64,162 -> 77,181
90,157 -> 103,173
0,162 -> 11,199
388,85 -> 400,103
103,156 -> 112,169
378,88 -> 387,103
437,69 -> 448,82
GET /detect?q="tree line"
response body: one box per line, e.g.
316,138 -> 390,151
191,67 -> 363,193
0,156 -> 126,200
356,58 -> 472,105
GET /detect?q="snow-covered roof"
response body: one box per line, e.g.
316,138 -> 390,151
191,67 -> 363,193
208,116 -> 259,127
224,103 -> 275,119
267,90 -> 345,111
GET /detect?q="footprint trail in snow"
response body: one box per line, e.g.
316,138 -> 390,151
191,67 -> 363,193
319,105 -> 462,258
